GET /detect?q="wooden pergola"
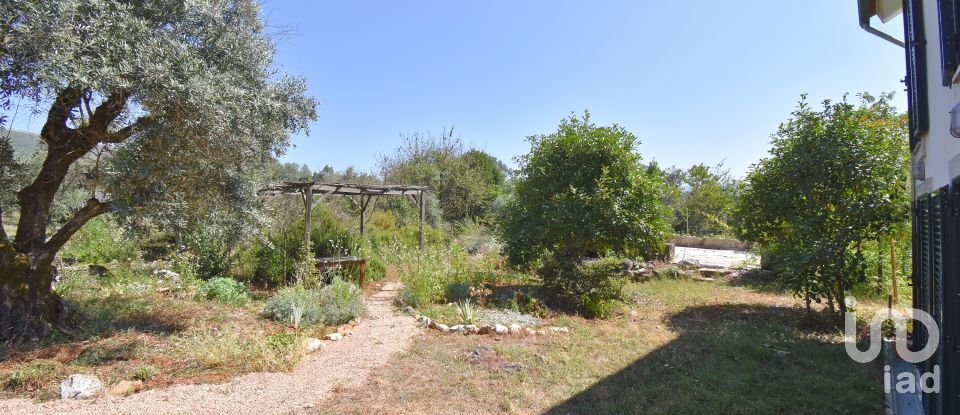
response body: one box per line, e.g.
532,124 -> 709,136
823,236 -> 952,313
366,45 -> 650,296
259,182 -> 430,250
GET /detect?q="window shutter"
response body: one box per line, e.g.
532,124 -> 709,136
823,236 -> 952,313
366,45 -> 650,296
905,0 -> 929,150
938,0 -> 960,85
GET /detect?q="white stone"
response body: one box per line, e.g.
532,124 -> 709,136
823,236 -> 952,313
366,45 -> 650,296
450,325 -> 465,333
154,269 -> 181,281
549,326 -> 570,334
494,324 -> 509,334
509,324 -> 522,334
304,338 -> 324,353
525,327 -> 538,335
464,324 -> 479,334
60,374 -> 103,399
431,322 -> 450,333
416,315 -> 432,328
325,332 -> 343,341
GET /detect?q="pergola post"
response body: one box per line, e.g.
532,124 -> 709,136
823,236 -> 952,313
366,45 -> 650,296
303,186 -> 313,249
418,190 -> 425,251
359,195 -> 368,236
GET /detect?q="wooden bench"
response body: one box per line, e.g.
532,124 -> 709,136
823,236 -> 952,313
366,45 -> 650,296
315,256 -> 367,286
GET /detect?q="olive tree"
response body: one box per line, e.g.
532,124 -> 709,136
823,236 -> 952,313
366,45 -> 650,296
0,0 -> 317,341
379,130 -> 506,224
733,94 -> 909,314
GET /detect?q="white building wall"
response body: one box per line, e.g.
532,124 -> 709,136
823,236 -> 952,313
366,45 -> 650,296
916,0 -> 960,196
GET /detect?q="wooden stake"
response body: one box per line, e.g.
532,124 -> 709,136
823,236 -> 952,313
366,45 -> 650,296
890,238 -> 898,303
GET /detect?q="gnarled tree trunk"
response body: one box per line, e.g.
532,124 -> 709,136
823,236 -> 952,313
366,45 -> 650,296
0,242 -> 65,341
0,88 -> 129,343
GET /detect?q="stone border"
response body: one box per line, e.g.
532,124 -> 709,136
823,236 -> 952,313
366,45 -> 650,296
415,315 -> 569,336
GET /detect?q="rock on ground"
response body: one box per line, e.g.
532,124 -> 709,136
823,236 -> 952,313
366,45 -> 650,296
60,375 -> 103,399
107,381 -> 143,397
303,338 -> 323,354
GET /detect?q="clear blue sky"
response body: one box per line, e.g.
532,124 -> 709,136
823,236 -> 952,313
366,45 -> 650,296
261,0 -> 906,179
6,1 -> 908,179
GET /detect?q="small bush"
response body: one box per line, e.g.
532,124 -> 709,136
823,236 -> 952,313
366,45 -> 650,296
201,277 -> 250,306
264,286 -> 323,327
456,299 -> 477,325
652,265 -> 693,280
320,275 -> 366,325
62,216 -> 138,264
132,366 -> 158,382
388,245 -> 466,308
185,224 -> 233,280
264,276 -> 365,327
540,256 -> 627,318
457,221 -> 501,255
267,332 -> 297,350
507,291 -> 549,318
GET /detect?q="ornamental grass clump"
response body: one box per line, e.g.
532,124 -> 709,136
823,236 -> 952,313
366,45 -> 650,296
264,275 -> 365,327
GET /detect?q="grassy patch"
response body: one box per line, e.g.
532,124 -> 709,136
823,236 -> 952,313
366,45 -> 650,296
0,264 -> 321,401
314,279 -> 882,414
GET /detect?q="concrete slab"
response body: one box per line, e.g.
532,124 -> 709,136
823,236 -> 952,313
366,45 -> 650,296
670,246 -> 759,269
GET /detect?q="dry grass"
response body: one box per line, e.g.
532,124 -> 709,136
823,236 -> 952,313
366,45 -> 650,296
0,270 -> 324,401
313,275 -> 883,415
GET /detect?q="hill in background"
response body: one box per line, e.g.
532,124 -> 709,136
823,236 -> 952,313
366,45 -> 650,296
3,129 -> 42,158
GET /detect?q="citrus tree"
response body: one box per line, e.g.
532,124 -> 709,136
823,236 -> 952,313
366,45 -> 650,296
499,111 -> 670,266
734,93 -> 909,314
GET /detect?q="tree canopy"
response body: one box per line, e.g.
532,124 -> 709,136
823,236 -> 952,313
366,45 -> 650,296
733,93 -> 909,314
379,130 -> 506,224
499,112 -> 670,266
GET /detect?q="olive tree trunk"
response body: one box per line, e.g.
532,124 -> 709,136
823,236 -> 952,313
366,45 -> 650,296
0,88 -> 127,342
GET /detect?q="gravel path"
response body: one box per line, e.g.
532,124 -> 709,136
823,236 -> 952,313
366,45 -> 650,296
0,282 -> 418,415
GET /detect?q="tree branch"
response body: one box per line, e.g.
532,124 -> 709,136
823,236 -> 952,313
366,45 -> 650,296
39,87 -> 84,145
85,91 -> 130,141
102,115 -> 152,143
40,198 -> 109,261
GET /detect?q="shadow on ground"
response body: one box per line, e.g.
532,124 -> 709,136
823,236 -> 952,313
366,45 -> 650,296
725,269 -> 789,294
543,303 -> 882,415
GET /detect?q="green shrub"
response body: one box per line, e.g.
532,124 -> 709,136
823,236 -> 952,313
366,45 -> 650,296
387,244 -> 466,308
540,256 -> 627,318
263,276 -> 365,327
132,366 -> 158,382
507,291 -> 549,318
185,224 -> 233,280
62,216 -> 138,263
457,221 -> 501,255
498,112 -> 670,267
266,332 -> 297,350
320,275 -> 366,325
201,277 -> 250,306
652,265 -> 693,280
264,286 -> 323,327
